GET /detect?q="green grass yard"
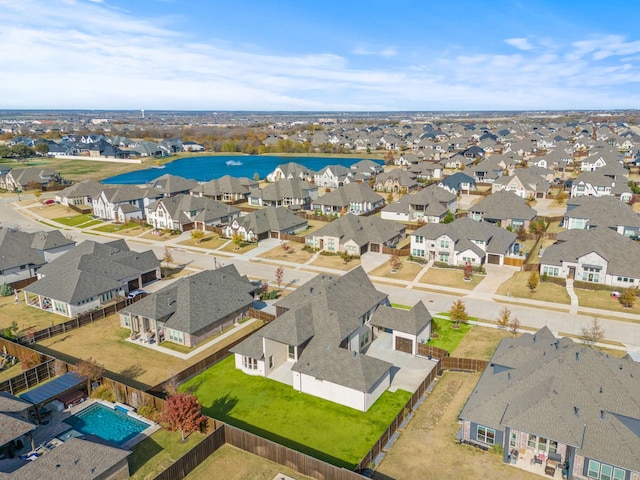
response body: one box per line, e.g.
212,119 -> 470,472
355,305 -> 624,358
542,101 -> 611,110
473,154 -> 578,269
429,316 -> 472,353
52,213 -> 95,227
181,356 -> 412,468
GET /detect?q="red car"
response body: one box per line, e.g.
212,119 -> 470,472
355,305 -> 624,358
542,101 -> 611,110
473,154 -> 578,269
42,199 -> 55,205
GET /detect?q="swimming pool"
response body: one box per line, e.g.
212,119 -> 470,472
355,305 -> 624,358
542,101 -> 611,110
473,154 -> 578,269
63,402 -> 151,446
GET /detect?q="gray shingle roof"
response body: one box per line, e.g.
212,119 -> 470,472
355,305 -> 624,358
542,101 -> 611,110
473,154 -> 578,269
147,173 -> 199,195
253,178 -> 316,203
459,327 -> 640,472
564,196 -> 640,230
308,213 -> 405,248
370,301 -> 432,335
313,183 -> 384,208
0,229 -> 74,271
469,190 -> 537,221
192,175 -> 257,196
235,207 -> 307,235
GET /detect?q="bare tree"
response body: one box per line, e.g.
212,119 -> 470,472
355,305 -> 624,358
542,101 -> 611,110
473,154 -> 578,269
580,316 -> 605,347
497,307 -> 511,329
275,266 -> 285,290
508,317 -> 520,335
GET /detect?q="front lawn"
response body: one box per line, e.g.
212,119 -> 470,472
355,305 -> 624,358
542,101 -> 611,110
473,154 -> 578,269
495,271 -> 571,304
219,240 -> 258,254
178,235 -> 228,250
429,316 -> 472,353
310,253 -> 361,271
420,267 -> 484,290
181,356 -> 412,468
575,288 -> 640,315
92,222 -> 139,233
52,213 -> 95,227
258,242 -> 315,264
368,258 -> 424,282
129,429 -> 206,480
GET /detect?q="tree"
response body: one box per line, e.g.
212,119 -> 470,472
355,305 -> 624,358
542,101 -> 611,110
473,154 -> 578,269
581,316 -> 605,347
386,191 -> 394,204
389,254 -> 402,272
232,232 -> 243,246
497,307 -> 511,329
527,270 -> 539,292
158,392 -> 207,442
72,357 -> 104,396
253,172 -> 260,182
190,229 -> 205,245
516,225 -> 527,241
619,288 -> 636,308
449,299 -> 468,328
508,317 -> 520,335
442,211 -> 455,224
275,266 -> 285,289
10,143 -> 32,158
0,283 -> 12,296
26,180 -> 41,191
280,241 -> 292,255
463,261 -> 473,280
34,142 -> 49,156
33,189 -> 41,199
162,247 -> 173,269
19,351 -> 42,370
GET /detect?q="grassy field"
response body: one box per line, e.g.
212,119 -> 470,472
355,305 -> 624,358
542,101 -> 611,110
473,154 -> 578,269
575,288 -> 640,315
496,271 -> 571,304
0,294 -> 69,333
373,371 -> 541,480
258,242 -> 315,264
420,267 -> 484,290
368,258 -> 424,282
219,241 -> 258,254
92,222 -> 139,233
129,429 -> 206,480
32,314 -> 264,389
184,444 -> 316,480
451,325 -> 513,360
310,254 -> 361,271
52,213 -> 95,227
429,318 -> 472,353
181,356 -> 412,468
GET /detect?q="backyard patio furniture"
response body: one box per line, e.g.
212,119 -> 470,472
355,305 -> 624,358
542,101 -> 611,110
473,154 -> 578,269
545,465 -> 556,477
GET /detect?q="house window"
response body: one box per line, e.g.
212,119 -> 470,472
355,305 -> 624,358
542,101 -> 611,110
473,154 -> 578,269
268,355 -> 274,369
476,426 -> 495,445
168,328 -> 184,344
360,330 -> 369,348
288,345 -> 296,360
415,235 -> 424,243
587,460 -> 625,480
582,267 -> 600,283
243,357 -> 258,370
412,248 -> 425,257
510,433 -> 516,448
542,266 -> 560,277
440,239 -> 449,249
123,315 -> 131,327
439,253 -> 449,263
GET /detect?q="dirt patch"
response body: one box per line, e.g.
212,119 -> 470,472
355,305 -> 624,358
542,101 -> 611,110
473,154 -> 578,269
30,203 -> 77,220
374,372 -> 540,480
368,259 -> 423,282
310,254 -> 361,271
258,242 -> 314,264
420,267 -> 484,290
452,326 -> 513,360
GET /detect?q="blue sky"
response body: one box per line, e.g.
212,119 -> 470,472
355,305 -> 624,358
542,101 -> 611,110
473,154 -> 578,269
2,0 -> 640,111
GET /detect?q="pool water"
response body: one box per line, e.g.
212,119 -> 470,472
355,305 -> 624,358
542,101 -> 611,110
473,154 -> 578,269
63,402 -> 149,446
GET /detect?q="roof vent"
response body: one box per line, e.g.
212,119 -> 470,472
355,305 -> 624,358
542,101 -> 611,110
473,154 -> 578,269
599,386 -> 603,394
507,372 -> 511,381
601,410 -> 605,420
575,351 -> 579,362
533,335 -> 536,343
574,406 -> 579,417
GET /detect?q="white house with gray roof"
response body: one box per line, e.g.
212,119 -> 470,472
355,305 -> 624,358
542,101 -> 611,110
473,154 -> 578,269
223,206 -> 308,242
231,268 -> 397,412
571,171 -> 632,203
410,217 -> 517,266
24,239 -> 159,317
120,265 -> 258,347
540,227 -> 640,287
247,178 -> 318,209
311,182 -> 384,216
191,175 -> 257,203
55,179 -> 104,207
459,327 -> 640,480
145,194 -> 240,232
381,184 -> 456,223
468,190 -> 537,230
563,196 -> 640,238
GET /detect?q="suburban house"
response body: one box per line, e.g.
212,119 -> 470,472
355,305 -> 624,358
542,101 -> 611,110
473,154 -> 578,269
468,190 -> 537,230
369,301 -> 432,355
311,182 -> 385,216
0,391 -> 37,457
540,227 -> 640,287
230,267 -> 395,412
491,170 -> 550,199
0,167 -> 59,191
571,171 -> 632,203
313,165 -> 354,188
350,159 -> 384,178
224,206 -> 308,242
373,169 -> 418,194
182,141 -> 205,151
92,185 -> 160,222
247,178 -> 318,209
410,217 -> 518,266
267,162 -> 315,183
395,153 -> 421,166
191,175 -> 258,203
120,266 -> 258,347
438,172 -> 476,195
55,179 -> 104,207
146,174 -> 199,197
381,184 -> 457,223
407,162 -> 443,181
145,194 -> 240,232
23,239 -> 160,317
563,196 -> 640,237
0,229 -> 75,285
458,327 -> 640,480
441,153 -> 475,170
467,158 -> 504,184
306,214 -> 406,255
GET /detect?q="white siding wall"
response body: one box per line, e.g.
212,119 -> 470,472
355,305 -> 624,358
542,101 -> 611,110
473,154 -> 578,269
263,338 -> 288,376
234,354 -> 266,377
297,373 -> 367,411
364,371 -> 391,411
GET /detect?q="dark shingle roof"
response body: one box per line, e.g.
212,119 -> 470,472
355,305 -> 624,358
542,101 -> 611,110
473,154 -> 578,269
308,214 -> 405,248
469,190 -> 537,221
234,207 -> 307,235
370,301 -> 432,335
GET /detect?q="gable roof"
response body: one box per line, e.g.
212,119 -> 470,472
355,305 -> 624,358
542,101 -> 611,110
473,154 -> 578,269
370,301 -> 432,335
192,175 -> 257,196
309,213 -> 405,248
147,174 -> 199,195
122,265 -> 257,335
565,196 -> 640,230
459,328 -> 640,472
253,178 -> 316,202
314,182 -> 384,208
234,206 -> 307,235
0,229 -> 74,271
469,190 -> 537,221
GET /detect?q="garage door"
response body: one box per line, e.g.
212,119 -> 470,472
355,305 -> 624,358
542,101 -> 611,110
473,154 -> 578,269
487,254 -> 501,265
395,336 -> 413,354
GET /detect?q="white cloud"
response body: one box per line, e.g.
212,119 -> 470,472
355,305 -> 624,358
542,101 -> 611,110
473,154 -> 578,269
505,38 -> 534,51
0,0 -> 639,110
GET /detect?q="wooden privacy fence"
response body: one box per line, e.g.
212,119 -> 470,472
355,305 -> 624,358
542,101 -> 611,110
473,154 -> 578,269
225,425 -> 368,480
247,307 -> 276,323
276,231 -> 306,243
417,343 -> 449,359
380,245 -> 410,256
0,359 -> 57,396
440,357 -> 488,373
0,337 -> 50,361
17,294 -> 146,344
504,256 -> 525,267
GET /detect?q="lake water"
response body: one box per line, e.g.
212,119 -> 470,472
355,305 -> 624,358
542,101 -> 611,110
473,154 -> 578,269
102,155 -> 377,184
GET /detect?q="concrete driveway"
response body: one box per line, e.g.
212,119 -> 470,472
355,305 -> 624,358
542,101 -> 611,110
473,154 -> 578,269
364,332 -> 437,393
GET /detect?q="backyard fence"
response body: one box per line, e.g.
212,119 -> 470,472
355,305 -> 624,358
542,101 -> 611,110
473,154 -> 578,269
275,231 -> 306,243
247,307 -> 276,323
17,294 -> 147,344
0,358 -> 57,396
440,357 -> 489,373
417,343 -> 449,359
380,245 -> 411,256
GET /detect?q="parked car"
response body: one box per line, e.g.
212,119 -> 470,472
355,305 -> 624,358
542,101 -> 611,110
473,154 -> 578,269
127,289 -> 146,299
42,199 -> 55,205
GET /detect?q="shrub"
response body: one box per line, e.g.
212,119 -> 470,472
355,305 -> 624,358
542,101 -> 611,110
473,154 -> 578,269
137,404 -> 158,421
91,384 -> 115,402
19,351 -> 42,370
0,283 -> 12,296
